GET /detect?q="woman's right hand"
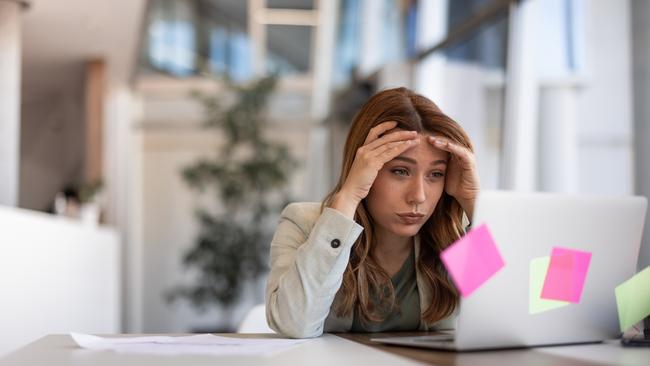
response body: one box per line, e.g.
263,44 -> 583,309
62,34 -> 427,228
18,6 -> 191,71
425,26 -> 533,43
331,121 -> 420,219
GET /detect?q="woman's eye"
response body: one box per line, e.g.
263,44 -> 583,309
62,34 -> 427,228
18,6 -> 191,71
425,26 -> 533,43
431,172 -> 445,178
391,168 -> 409,176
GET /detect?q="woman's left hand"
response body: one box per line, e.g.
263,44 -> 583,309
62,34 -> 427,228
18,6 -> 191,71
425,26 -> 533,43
427,136 -> 480,218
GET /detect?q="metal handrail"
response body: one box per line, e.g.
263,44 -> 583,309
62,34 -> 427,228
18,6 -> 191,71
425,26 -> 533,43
415,0 -> 519,61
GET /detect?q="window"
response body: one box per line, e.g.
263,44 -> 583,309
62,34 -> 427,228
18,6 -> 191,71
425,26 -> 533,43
266,25 -> 313,75
141,0 -> 253,81
146,0 -> 197,76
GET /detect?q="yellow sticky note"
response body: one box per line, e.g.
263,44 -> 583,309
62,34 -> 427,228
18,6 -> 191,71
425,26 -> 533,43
529,256 -> 570,314
615,266 -> 650,332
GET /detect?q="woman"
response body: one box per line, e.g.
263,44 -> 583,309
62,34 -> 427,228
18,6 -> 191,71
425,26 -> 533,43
265,87 -> 480,338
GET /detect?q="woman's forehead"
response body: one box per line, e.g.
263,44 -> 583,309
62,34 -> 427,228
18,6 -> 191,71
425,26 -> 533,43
399,134 -> 449,163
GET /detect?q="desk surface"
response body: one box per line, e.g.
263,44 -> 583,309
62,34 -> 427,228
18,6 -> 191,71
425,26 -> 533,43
338,332 -> 649,366
2,333 -> 648,366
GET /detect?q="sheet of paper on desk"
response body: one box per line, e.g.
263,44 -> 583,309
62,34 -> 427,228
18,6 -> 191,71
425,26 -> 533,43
71,333 -> 310,357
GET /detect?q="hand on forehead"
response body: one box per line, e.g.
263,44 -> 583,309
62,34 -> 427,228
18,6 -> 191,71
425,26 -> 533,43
382,127 -> 450,161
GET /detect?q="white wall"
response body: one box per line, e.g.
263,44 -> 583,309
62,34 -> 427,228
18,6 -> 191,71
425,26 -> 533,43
0,1 -> 22,207
102,84 -> 143,333
631,0 -> 650,270
576,0 -> 634,195
434,62 -> 503,191
0,206 -> 120,356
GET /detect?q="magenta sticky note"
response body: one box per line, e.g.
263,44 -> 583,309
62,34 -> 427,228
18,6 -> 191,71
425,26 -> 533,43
440,223 -> 505,297
540,247 -> 592,303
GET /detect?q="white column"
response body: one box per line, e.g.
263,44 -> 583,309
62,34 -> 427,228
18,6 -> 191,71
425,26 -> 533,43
103,86 -> 140,332
311,0 -> 337,120
632,0 -> 650,270
0,0 -> 25,206
500,0 -> 539,191
249,0 -> 266,76
413,0 -> 448,105
357,0 -> 384,77
538,81 -> 580,193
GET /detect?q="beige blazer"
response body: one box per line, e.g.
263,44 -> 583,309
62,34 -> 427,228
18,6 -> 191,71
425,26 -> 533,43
266,202 -> 464,338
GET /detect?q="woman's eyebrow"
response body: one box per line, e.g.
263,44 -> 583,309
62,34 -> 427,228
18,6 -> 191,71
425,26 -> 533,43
431,159 -> 447,166
392,156 -> 447,166
392,156 -> 416,164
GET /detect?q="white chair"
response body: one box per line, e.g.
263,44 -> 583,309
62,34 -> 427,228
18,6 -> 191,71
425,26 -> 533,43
237,304 -> 275,333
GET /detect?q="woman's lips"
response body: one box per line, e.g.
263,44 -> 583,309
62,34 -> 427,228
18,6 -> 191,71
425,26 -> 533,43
397,213 -> 425,224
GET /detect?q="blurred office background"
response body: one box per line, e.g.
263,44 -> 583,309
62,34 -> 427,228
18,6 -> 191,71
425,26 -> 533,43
1,0 -> 649,356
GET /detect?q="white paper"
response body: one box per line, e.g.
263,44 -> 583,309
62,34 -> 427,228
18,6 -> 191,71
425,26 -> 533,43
70,333 -> 310,356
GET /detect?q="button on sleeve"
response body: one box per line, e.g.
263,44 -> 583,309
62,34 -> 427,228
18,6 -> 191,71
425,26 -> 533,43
330,239 -> 341,248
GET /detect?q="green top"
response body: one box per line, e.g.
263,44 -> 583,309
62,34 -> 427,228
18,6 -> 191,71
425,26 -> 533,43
350,247 -> 421,332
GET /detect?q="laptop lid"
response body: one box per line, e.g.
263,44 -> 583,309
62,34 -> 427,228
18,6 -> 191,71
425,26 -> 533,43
454,190 -> 647,350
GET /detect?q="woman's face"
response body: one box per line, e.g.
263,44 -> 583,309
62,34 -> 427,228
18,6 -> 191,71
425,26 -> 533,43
366,131 -> 449,239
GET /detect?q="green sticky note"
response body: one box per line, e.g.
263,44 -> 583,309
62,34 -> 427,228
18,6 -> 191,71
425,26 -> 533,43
615,266 -> 650,332
529,256 -> 570,314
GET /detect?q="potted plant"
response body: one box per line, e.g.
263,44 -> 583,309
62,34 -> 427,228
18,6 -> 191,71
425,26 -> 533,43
166,75 -> 297,331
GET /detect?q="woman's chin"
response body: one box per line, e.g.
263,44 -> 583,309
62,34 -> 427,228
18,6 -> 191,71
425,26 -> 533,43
388,223 -> 422,238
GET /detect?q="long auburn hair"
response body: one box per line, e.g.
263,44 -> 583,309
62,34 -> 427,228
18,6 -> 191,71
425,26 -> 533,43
322,87 -> 472,325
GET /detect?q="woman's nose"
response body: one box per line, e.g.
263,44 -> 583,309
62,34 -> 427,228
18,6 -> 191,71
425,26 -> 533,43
407,177 -> 426,205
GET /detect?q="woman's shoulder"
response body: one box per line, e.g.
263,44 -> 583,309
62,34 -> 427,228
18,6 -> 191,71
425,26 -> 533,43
278,202 -> 321,237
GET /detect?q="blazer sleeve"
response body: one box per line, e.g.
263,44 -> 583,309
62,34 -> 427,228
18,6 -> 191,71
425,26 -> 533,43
462,211 -> 471,231
265,203 -> 364,338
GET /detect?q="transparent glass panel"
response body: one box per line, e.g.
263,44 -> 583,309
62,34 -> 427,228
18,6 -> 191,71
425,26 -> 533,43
145,0 -> 198,76
266,0 -> 314,10
448,0 -> 499,29
332,0 -> 418,88
382,0 -> 418,63
332,0 -> 361,87
203,0 -> 252,81
141,0 -> 252,80
266,25 -> 313,75
445,17 -> 508,70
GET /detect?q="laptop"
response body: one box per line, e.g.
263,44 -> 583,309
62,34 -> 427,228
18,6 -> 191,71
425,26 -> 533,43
373,190 -> 647,351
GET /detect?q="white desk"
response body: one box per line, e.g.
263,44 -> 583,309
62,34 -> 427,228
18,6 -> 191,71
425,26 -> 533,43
2,333 -> 649,366
0,334 -> 421,366
341,333 -> 650,365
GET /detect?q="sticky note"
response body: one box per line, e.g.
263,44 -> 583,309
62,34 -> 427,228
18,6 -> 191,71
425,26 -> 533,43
440,223 -> 505,297
529,256 -> 570,314
541,247 -> 592,303
615,266 -> 650,332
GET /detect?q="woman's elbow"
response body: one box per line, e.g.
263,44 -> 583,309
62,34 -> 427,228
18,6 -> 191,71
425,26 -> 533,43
266,312 -> 323,338
277,326 -> 323,339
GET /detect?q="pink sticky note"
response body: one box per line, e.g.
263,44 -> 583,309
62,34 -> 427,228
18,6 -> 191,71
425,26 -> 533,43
440,223 -> 505,297
540,247 -> 592,303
